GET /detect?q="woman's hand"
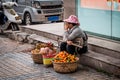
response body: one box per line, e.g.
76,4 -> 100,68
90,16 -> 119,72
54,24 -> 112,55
67,41 -> 73,45
64,23 -> 69,30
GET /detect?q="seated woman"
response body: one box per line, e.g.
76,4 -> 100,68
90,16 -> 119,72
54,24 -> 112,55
60,15 -> 88,55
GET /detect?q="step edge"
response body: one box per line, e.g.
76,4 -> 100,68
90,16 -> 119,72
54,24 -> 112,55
83,50 -> 120,67
28,34 -> 58,46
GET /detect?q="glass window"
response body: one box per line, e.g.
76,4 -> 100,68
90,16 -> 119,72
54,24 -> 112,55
77,0 -> 120,41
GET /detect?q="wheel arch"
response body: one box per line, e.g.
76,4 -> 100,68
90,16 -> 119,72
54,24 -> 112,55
23,11 -> 32,21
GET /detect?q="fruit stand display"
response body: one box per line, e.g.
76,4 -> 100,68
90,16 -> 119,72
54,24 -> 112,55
39,42 -> 56,67
31,42 -> 79,73
31,42 -> 56,64
52,51 -> 79,73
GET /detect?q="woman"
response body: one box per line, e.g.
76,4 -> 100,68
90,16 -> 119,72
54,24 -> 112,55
60,15 -> 88,55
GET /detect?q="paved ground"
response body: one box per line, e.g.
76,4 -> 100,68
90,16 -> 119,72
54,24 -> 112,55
0,34 -> 34,55
0,31 -> 120,80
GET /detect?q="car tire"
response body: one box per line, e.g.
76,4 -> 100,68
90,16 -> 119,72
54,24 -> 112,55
24,13 -> 32,25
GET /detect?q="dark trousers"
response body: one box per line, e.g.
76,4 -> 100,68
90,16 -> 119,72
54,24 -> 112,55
60,42 -> 88,55
75,46 -> 88,55
60,42 -> 75,55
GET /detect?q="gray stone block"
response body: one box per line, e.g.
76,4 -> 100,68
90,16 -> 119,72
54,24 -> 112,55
80,51 -> 120,76
16,32 -> 29,42
27,34 -> 38,44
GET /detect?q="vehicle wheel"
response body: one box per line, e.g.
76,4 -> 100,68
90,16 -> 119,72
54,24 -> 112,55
0,29 -> 4,34
24,13 -> 32,25
10,23 -> 19,31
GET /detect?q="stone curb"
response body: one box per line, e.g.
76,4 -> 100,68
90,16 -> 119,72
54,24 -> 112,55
6,31 -> 40,44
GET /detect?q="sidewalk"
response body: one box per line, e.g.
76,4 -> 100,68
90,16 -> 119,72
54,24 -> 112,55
22,22 -> 64,36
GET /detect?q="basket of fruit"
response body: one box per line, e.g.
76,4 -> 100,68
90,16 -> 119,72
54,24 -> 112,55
31,49 -> 43,64
31,42 -> 49,64
52,51 -> 79,73
39,42 -> 56,67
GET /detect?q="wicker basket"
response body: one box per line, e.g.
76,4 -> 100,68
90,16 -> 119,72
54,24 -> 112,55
52,61 -> 78,73
31,53 -> 43,64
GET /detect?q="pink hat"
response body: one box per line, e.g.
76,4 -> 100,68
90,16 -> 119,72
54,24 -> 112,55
64,15 -> 80,25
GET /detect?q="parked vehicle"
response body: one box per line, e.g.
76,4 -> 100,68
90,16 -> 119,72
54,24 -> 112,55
4,0 -> 64,25
0,1 -> 21,33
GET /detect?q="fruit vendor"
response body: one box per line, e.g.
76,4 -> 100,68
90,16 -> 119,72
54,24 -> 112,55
60,15 -> 88,55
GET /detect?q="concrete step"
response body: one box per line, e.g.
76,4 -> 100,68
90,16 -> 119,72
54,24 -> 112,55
20,26 -> 120,59
88,37 -> 120,59
80,50 -> 120,76
88,44 -> 120,59
20,24 -> 62,41
27,34 -> 59,47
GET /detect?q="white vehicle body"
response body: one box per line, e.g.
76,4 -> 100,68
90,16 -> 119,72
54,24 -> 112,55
8,0 -> 64,25
0,1 -> 21,31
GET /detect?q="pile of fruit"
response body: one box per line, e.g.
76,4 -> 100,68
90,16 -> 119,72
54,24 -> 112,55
31,42 -> 56,54
53,51 -> 78,63
35,42 -> 54,50
31,48 -> 40,54
31,42 -> 56,65
38,42 -> 56,55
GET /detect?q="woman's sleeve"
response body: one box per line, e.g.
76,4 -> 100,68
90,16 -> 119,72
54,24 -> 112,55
63,31 -> 69,41
67,29 -> 82,40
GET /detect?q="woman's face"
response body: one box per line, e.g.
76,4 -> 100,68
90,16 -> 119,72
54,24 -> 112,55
64,22 -> 73,29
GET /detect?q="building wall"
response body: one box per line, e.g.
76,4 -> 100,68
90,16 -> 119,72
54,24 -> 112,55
63,0 -> 76,19
76,0 -> 120,41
